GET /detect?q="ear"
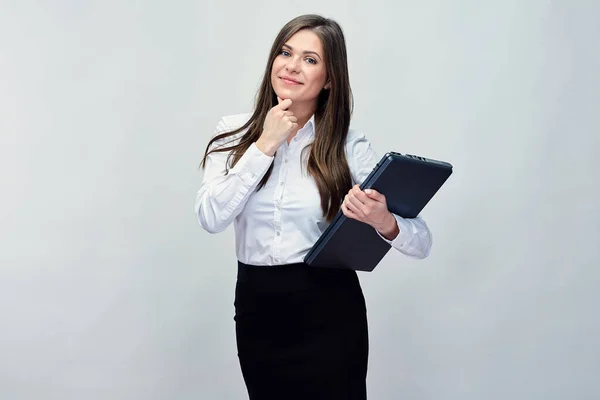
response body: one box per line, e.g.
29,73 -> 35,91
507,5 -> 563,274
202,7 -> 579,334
324,81 -> 331,90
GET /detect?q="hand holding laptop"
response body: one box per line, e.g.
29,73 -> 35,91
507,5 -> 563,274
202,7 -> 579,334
341,184 -> 399,241
304,151 -> 453,272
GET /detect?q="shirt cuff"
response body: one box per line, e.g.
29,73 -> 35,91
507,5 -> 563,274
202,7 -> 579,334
376,213 -> 413,249
228,142 -> 274,186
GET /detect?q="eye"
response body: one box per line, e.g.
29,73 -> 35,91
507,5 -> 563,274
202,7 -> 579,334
280,50 -> 291,57
305,57 -> 317,65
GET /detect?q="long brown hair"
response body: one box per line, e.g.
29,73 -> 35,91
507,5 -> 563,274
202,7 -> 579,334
201,14 -> 354,222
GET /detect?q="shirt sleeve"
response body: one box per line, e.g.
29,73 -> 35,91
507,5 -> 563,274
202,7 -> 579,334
194,118 -> 274,233
345,130 -> 433,259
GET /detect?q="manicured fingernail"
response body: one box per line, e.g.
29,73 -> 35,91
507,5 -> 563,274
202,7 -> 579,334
365,189 -> 372,194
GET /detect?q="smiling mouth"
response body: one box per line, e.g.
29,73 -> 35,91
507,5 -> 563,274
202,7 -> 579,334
280,77 -> 302,85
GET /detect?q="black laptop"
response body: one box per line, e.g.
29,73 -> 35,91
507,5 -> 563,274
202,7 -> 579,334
304,152 -> 453,272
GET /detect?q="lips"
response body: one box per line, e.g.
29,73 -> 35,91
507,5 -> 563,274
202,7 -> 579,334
280,76 -> 302,85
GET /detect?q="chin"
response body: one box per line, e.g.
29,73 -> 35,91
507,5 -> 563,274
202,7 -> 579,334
274,88 -> 299,102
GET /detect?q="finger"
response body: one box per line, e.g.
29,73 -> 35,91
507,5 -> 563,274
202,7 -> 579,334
277,98 -> 292,110
351,185 -> 371,204
345,194 -> 364,217
347,192 -> 364,208
288,116 -> 298,123
364,188 -> 385,203
341,201 -> 350,217
341,200 -> 358,219
347,197 -> 366,217
282,110 -> 295,117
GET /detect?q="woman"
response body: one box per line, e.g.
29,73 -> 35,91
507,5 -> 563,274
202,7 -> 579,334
195,14 -> 432,400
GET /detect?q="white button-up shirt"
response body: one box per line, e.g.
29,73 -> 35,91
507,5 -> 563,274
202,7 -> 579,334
195,113 -> 432,266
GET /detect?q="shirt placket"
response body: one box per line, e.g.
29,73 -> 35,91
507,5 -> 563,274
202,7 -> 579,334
272,146 -> 289,264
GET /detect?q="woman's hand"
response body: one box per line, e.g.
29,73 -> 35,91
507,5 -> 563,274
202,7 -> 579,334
256,97 -> 298,156
341,185 -> 400,240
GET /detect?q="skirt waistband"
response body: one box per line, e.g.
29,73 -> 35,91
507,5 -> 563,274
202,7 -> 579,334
237,261 -> 358,293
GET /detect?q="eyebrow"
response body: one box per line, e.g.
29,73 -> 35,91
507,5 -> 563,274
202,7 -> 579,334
282,44 -> 322,61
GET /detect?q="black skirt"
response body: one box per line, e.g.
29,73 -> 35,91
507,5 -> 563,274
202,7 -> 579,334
234,261 -> 369,400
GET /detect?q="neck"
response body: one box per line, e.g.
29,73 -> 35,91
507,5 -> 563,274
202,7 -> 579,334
287,101 -> 316,142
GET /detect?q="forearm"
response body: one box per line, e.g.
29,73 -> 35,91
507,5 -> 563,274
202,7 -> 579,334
375,212 -> 400,241
255,136 -> 280,157
195,142 -> 273,233
376,214 -> 432,259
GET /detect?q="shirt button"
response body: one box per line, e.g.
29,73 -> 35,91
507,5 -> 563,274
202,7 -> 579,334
276,232 -> 280,236
280,182 -> 284,186
274,258 -> 279,262
284,159 -> 288,163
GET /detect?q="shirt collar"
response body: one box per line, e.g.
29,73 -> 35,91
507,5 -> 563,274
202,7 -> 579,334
300,114 -> 316,139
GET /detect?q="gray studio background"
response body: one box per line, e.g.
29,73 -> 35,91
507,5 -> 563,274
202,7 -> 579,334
1,1 -> 598,399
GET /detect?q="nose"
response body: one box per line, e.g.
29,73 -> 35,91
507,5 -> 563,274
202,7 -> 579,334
285,56 -> 301,72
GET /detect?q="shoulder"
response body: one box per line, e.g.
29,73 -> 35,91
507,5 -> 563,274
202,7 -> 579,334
343,127 -> 381,182
209,112 -> 253,149
216,112 -> 253,132
345,127 -> 368,144
344,127 -> 373,158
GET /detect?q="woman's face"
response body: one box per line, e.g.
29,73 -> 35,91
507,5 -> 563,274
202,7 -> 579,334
270,29 -> 329,107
